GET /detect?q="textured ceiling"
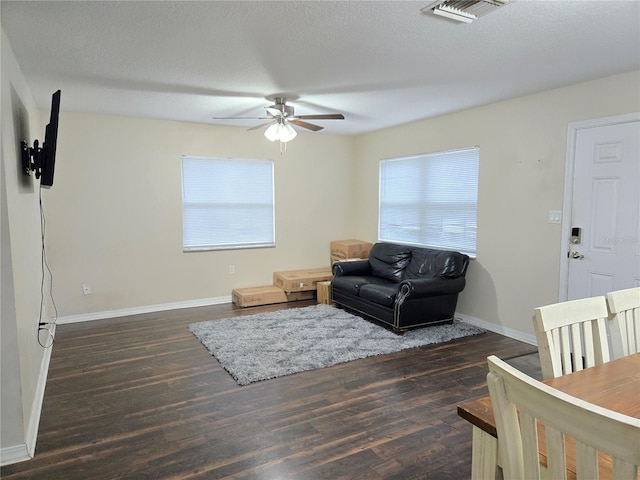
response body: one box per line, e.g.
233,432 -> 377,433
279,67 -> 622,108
2,1 -> 639,135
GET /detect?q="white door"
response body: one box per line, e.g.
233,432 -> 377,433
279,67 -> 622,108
566,118 -> 640,300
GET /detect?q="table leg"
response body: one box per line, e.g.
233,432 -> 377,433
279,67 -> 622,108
471,426 -> 502,480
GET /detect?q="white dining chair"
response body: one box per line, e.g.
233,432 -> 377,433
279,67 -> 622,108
533,296 -> 610,379
486,355 -> 640,480
606,286 -> 640,359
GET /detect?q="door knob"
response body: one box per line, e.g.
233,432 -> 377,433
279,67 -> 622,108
569,251 -> 584,259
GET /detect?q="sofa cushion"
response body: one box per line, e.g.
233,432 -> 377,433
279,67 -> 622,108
404,249 -> 434,279
368,243 -> 412,282
404,248 -> 468,279
359,283 -> 398,307
436,251 -> 468,277
331,275 -> 370,296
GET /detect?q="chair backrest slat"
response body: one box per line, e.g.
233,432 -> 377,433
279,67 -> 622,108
575,441 -> 598,478
558,326 -> 572,375
519,411 -> 540,476
614,458 -> 639,478
545,426 -> 566,479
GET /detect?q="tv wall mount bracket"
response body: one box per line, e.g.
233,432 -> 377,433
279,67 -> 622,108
22,139 -> 44,178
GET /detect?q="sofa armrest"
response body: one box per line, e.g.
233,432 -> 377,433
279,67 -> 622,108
332,260 -> 372,277
399,276 -> 466,298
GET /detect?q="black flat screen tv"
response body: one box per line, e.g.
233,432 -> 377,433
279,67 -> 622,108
21,89 -> 61,188
40,90 -> 61,188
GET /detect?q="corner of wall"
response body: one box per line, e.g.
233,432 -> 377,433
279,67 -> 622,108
1,25 -> 50,465
456,312 -> 537,346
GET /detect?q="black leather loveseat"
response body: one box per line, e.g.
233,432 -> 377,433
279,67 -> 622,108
331,242 -> 469,332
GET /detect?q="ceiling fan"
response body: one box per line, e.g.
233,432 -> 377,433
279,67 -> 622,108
213,97 -> 345,143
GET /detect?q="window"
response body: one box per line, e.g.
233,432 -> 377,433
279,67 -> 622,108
379,147 -> 479,257
181,156 -> 275,251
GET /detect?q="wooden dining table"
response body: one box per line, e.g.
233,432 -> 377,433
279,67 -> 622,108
457,353 -> 640,479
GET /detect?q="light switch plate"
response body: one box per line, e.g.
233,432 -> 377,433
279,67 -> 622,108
548,210 -> 562,224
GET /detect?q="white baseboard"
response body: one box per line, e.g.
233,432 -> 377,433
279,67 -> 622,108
456,312 -> 537,346
56,300 -> 537,348
56,296 -> 232,324
0,443 -> 31,466
0,322 -> 55,466
25,323 -> 55,459
56,302 -> 537,344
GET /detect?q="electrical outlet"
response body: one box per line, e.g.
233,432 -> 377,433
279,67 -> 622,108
82,284 -> 92,295
228,265 -> 235,275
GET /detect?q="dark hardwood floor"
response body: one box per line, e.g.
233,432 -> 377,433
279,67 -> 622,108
1,300 -> 537,479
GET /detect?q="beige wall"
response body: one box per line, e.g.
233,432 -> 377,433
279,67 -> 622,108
46,113 -> 357,317
1,29 -> 49,459
353,70 -> 640,338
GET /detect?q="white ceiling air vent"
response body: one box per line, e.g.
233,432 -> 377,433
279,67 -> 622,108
422,0 -> 510,24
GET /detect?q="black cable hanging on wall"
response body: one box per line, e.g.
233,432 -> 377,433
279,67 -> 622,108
36,187 -> 57,348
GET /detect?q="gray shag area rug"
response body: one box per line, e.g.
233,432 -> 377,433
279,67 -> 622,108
189,304 -> 485,386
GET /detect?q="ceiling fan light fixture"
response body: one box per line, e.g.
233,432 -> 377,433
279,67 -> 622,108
280,123 -> 297,142
264,123 -> 281,142
264,121 -> 298,143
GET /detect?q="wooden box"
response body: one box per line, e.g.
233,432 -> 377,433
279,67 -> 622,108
273,267 -> 333,292
232,286 -> 314,307
317,281 -> 332,305
330,239 -> 372,263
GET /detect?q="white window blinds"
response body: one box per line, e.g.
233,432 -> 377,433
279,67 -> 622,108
379,147 -> 479,257
182,156 -> 275,251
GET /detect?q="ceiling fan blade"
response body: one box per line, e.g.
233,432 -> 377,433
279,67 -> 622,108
294,113 -> 345,120
212,116 -> 271,120
266,107 -> 284,117
247,119 -> 276,131
289,119 -> 324,132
